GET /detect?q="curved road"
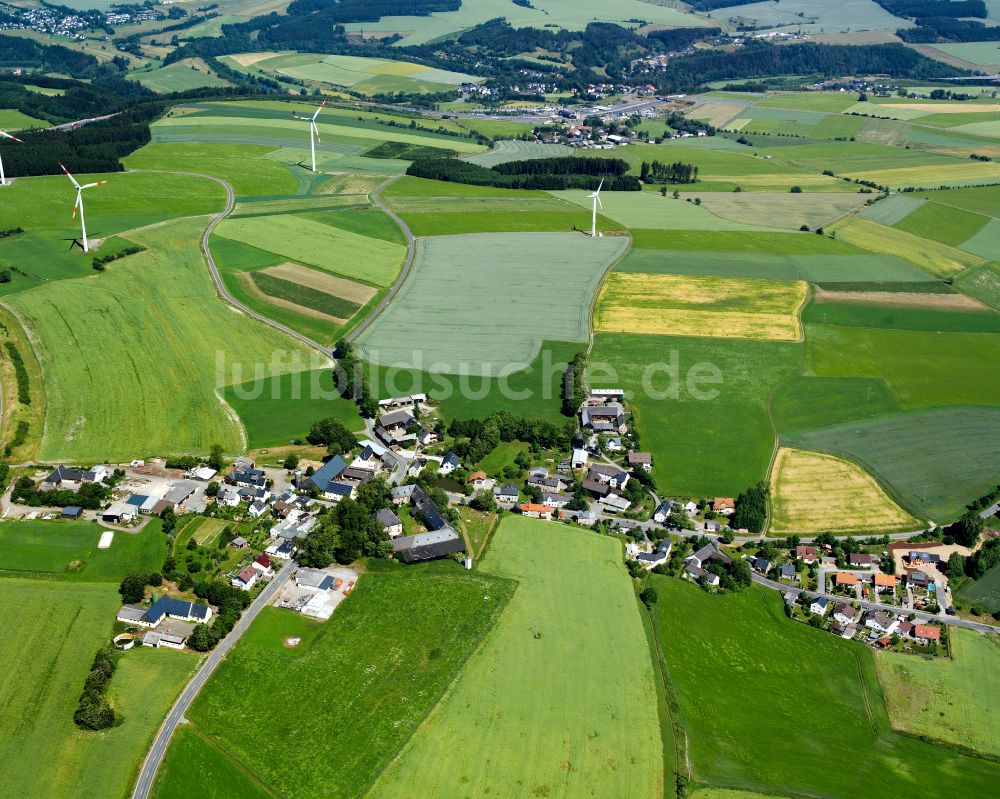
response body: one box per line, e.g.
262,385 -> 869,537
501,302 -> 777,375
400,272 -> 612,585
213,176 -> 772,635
131,561 -> 295,799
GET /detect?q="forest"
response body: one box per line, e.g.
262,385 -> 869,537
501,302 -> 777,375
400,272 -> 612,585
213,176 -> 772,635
406,156 -> 641,190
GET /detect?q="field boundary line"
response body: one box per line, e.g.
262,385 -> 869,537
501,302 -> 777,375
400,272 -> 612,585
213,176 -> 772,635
585,231 -> 632,357
182,722 -> 282,798
646,585 -> 691,789
0,301 -> 49,461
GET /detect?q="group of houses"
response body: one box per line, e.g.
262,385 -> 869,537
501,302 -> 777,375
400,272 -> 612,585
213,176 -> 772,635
388,483 -> 467,563
115,595 -> 213,650
798,594 -> 942,649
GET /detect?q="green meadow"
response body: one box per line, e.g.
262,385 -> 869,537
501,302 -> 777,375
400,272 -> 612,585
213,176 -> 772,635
802,301 -> 1000,333
958,564 -> 1000,612
773,375 -> 900,433
368,517 -> 663,799
0,579 -> 197,799
152,726 -> 272,799
591,333 -> 803,497
6,218 -> 313,461
0,519 -> 164,580
651,578 -> 1000,798
178,564 -> 514,799
133,62 -> 231,93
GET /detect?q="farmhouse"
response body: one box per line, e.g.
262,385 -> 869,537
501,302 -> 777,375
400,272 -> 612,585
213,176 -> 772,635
375,508 -> 403,538
42,464 -> 109,490
228,466 -> 267,489
580,403 -> 627,434
587,463 -> 630,489
392,528 -> 466,563
375,409 -> 418,446
217,486 -> 241,507
303,456 -> 354,500
391,484 -> 418,505
101,502 -> 137,524
117,596 -> 212,629
517,503 -> 552,520
541,492 -> 568,509
494,483 -> 520,504
378,393 -> 426,412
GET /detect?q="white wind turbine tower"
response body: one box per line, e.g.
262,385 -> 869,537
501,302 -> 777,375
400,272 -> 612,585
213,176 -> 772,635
60,163 -> 108,253
293,100 -> 327,173
589,179 -> 604,238
0,130 -> 24,186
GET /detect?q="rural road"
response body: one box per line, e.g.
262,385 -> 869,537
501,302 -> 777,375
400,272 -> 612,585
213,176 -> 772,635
344,174 -> 415,344
751,573 -> 1000,634
131,561 -> 295,799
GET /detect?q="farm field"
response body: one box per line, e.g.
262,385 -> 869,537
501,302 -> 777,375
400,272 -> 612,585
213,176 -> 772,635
831,217 -> 983,277
877,629 -> 1000,757
133,60 -> 231,93
215,214 -> 405,286
892,201 -> 990,247
773,375 -> 900,433
957,264 -> 1000,310
677,191 -> 865,229
928,42 -> 1000,68
591,333 -> 803,497
769,447 -> 921,535
177,564 -> 514,799
0,519 -> 164,580
5,218 -> 313,461
0,108 -> 50,129
223,368 -> 364,449
595,273 -> 808,341
368,517 -> 663,799
706,0 -> 908,32
551,190 -> 768,231
464,139 -> 572,167
152,726 -> 272,799
784,407 -> 1000,521
958,565 -> 1000,612
0,579 -> 197,799
802,300 -> 1000,334
357,232 -> 627,374
650,577 -> 1000,798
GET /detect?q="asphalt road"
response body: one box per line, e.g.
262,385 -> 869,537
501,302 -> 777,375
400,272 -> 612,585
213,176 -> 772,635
752,573 -> 1000,634
131,560 -> 295,799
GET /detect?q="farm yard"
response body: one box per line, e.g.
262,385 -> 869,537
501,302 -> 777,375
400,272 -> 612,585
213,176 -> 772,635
166,564 -> 515,799
876,629 -> 1000,758
367,517 -> 664,799
769,448 -> 921,535
650,579 -> 1000,799
357,232 -> 627,374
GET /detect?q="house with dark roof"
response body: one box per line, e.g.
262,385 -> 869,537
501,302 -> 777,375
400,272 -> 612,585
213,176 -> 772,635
376,508 -> 403,538
809,597 -> 829,615
636,538 -> 672,569
375,409 -> 418,446
392,528 -> 465,563
752,557 -> 771,574
120,596 -> 212,628
439,452 -> 460,475
779,563 -> 797,582
795,546 -> 817,563
580,403 -> 626,433
587,462 -> 629,489
582,477 -> 610,498
303,456 -> 351,500
494,483 -> 519,504
228,466 -> 267,489
849,553 -> 876,567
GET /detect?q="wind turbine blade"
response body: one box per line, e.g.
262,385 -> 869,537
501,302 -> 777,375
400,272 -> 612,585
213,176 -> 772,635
71,192 -> 80,219
0,130 -> 23,143
80,180 -> 109,189
312,122 -> 320,143
60,162 -> 81,189
596,178 -> 604,193
596,195 -> 603,209
311,99 -> 327,121
292,114 -> 310,121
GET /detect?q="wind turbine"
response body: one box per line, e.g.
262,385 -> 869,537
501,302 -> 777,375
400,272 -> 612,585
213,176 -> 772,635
60,163 -> 108,253
292,100 -> 326,173
0,130 -> 24,186
588,179 -> 604,238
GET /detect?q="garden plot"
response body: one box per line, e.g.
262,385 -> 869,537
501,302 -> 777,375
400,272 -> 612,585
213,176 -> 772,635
770,447 -> 921,535
215,214 -> 405,286
596,273 -> 808,341
550,190 -> 769,231
356,232 -> 627,374
677,192 -> 866,230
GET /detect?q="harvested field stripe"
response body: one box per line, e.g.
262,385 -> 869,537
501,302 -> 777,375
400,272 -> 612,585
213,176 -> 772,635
831,217 -> 984,277
251,272 -> 361,319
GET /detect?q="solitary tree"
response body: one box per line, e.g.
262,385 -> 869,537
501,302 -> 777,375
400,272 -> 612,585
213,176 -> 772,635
118,573 -> 146,604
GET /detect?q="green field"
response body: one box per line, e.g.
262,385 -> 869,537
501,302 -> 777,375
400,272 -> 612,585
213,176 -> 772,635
803,301 -> 1000,333
223,368 -> 364,448
250,271 -> 361,319
368,517 -> 663,799
928,41 -> 1000,67
5,218 -> 313,461
215,214 -> 404,286
773,375 -> 900,433
124,142 -> 299,196
133,61 -> 231,93
784,407 -> 1000,521
591,333 -> 803,496
169,563 -> 514,799
464,139 -> 572,167
0,579 -> 197,798
152,726 -> 273,799
957,263 -> 1000,310
916,184 -> 1000,217
877,629 -> 1000,757
552,190 -> 770,231
651,577 -> 1000,798
958,564 -> 1000,612
0,108 -> 50,129
958,217 -> 1000,260
680,191 -> 865,230
357,232 -> 627,374
893,201 -> 990,247
0,519 -> 164,580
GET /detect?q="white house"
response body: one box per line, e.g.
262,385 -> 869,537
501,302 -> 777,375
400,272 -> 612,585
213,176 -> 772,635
232,564 -> 259,591
809,597 -> 829,616
248,498 -> 268,518
217,486 -> 241,507
572,448 -> 589,469
864,612 -> 899,636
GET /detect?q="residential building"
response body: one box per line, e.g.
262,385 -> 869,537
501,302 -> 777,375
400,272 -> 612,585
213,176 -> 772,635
636,538 -> 672,569
835,572 -> 858,587
865,612 -> 899,636
494,483 -> 519,504
248,499 -> 268,518
252,554 -> 273,575
580,403 -> 627,434
779,563 -> 797,582
376,508 -> 404,538
392,528 -> 465,563
232,564 -> 259,590
913,624 -> 940,645
752,557 -> 771,574
627,451 -> 652,471
228,466 -> 267,489
833,603 -> 855,625
303,455 -> 353,500
849,553 -> 876,567
517,503 -> 552,520
795,545 -> 818,564
439,452 -> 460,475
711,498 -> 735,515
874,572 -> 898,592
809,597 -> 829,615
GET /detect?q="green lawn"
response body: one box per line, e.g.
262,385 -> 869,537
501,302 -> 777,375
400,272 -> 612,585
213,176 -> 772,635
174,563 -> 515,799
368,517 -> 664,799
650,577 -> 1000,798
0,579 -> 197,798
6,218 -> 313,461
223,368 -> 364,448
783,407 -> 1000,521
876,629 -> 1000,757
591,333 -> 803,497
0,519 -> 164,580
0,108 -> 50,129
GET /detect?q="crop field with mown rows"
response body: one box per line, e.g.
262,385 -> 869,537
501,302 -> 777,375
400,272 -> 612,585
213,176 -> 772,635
358,232 -> 627,375
367,517 -> 664,799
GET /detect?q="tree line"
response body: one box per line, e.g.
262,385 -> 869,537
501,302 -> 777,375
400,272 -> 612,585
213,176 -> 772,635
561,351 -> 588,417
4,341 -> 30,406
73,644 -> 120,730
448,411 -> 576,465
732,482 -> 769,534
299,476 -> 396,567
406,156 -> 641,191
640,161 -> 699,185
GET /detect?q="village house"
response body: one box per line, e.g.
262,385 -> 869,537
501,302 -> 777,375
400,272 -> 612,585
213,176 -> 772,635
271,512 -> 318,541
439,452 -> 460,475
265,539 -> 294,560
302,455 -> 354,501
636,538 -> 672,569
833,603 -> 856,625
572,447 -> 589,469
390,484 -> 418,505
350,441 -> 394,474
849,553 -> 877,568
874,572 -> 898,592
42,464 -> 110,491
627,452 -> 652,471
252,554 -> 273,576
684,544 -> 731,586
711,498 -> 735,516
865,612 -> 900,636
809,597 -> 829,616
527,473 -> 567,493
913,624 -> 941,646
375,408 -> 419,447
248,498 -> 268,518
653,500 -> 680,524
494,483 -> 520,504
467,470 -> 494,491
587,463 -> 630,489
375,508 -> 404,538
541,492 -> 569,509
795,546 -> 818,564
779,563 -> 797,582
228,466 -> 267,490
231,564 -> 259,591
116,595 -> 212,629
518,503 -> 553,520
217,486 -> 241,507
835,572 -> 859,589
752,557 -> 771,574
